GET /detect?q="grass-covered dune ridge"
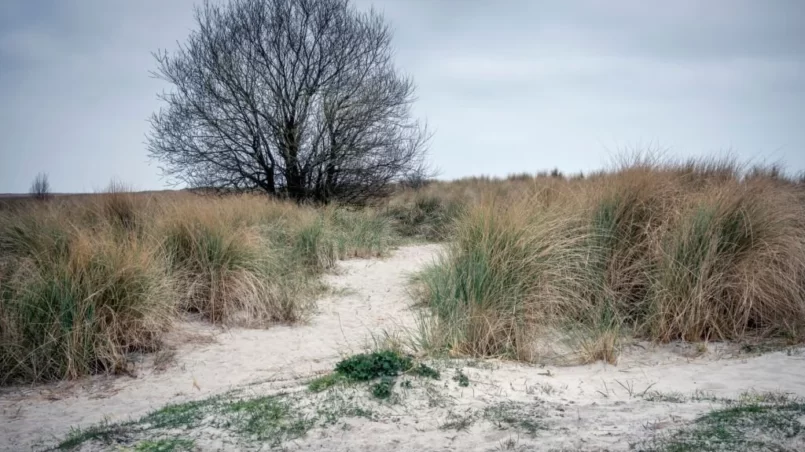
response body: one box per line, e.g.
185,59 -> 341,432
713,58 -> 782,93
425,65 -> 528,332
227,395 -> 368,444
3,157 -> 804,384
416,158 -> 805,362
0,190 -> 399,384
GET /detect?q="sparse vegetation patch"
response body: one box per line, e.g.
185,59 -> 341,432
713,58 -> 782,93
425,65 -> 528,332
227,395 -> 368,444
453,369 -> 470,387
483,401 -> 547,437
636,395 -> 805,451
314,350 -> 440,400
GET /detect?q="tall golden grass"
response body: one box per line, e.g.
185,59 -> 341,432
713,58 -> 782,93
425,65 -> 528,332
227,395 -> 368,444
415,158 -> 805,363
3,158 -> 802,381
0,190 -> 397,384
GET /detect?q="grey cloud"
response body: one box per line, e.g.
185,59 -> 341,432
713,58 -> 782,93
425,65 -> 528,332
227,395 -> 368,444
1,0 -> 803,192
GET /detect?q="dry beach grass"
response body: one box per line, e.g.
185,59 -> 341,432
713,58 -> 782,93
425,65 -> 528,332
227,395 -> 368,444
0,189 -> 396,384
2,157 -> 805,451
414,157 -> 805,363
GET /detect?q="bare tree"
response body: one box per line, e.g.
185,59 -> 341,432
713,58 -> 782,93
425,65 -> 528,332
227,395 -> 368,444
148,0 -> 429,204
29,173 -> 51,201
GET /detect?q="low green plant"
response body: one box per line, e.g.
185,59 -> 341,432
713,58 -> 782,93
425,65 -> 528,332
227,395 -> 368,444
320,350 -> 439,400
453,369 -> 470,387
370,376 -> 395,399
333,350 -> 440,382
410,363 -> 440,379
334,350 -> 414,381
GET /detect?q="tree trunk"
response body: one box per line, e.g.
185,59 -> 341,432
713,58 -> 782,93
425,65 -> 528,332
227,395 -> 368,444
266,166 -> 276,194
283,119 -> 306,201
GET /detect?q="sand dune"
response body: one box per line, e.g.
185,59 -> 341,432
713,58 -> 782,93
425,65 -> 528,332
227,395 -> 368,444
2,244 -> 804,451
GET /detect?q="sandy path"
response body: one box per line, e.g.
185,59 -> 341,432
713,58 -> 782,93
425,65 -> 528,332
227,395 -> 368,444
3,243 -> 805,451
0,244 -> 442,451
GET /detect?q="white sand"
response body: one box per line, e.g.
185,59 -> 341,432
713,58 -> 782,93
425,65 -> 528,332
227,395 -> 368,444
2,243 -> 805,451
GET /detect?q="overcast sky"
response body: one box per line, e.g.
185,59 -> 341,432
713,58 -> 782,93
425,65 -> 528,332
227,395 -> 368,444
1,0 -> 803,193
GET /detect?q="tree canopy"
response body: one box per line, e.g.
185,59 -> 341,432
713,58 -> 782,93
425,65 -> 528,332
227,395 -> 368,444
148,0 -> 430,203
